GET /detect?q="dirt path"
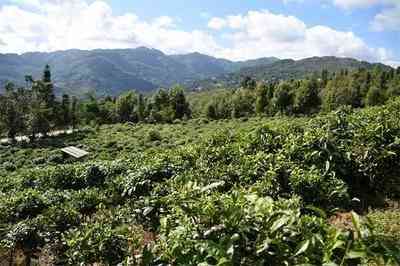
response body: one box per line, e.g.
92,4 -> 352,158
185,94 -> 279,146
0,129 -> 75,144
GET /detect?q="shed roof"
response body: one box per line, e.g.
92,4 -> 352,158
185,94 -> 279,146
61,146 -> 89,159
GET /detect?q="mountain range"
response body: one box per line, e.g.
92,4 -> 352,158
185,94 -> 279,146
0,47 -> 391,96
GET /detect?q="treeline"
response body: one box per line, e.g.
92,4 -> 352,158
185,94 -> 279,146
0,65 -> 79,141
80,87 -> 191,126
1,64 -> 399,140
202,66 -> 400,119
0,65 -> 192,141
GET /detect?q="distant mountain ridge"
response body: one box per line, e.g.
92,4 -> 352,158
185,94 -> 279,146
190,56 -> 393,90
0,47 -> 391,95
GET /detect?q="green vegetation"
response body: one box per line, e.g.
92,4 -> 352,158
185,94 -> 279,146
1,62 -> 400,265
0,97 -> 399,264
190,66 -> 400,119
191,56 -> 392,90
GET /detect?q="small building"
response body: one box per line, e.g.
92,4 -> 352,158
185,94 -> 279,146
61,146 -> 89,159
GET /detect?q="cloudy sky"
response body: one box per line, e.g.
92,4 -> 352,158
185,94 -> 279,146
0,0 -> 399,66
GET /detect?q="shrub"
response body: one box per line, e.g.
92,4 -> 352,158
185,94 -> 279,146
147,130 -> 162,142
2,162 -> 16,172
64,222 -> 128,265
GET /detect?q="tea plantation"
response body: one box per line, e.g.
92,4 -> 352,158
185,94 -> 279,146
0,99 -> 400,265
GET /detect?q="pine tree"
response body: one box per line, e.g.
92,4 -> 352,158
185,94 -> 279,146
170,86 -> 191,120
41,65 -> 55,109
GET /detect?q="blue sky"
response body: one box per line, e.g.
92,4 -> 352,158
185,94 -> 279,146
0,0 -> 399,66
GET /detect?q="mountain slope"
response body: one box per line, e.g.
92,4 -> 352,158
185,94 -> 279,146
0,48 -> 391,95
190,56 -> 392,89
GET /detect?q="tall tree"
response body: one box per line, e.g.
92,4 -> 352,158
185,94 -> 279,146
27,87 -> 51,140
255,83 -> 269,115
0,83 -> 26,141
116,91 -> 137,122
294,79 -> 321,114
41,65 -> 55,109
273,82 -> 293,113
170,86 -> 191,120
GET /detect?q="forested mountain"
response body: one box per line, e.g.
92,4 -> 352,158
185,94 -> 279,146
190,56 -> 393,89
0,47 -> 391,95
0,48 -> 277,96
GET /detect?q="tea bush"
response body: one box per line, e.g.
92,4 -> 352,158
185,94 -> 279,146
0,98 -> 399,264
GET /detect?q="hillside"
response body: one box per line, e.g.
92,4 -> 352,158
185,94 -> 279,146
0,48 -> 278,96
190,56 -> 393,89
0,48 -> 392,95
0,101 -> 399,264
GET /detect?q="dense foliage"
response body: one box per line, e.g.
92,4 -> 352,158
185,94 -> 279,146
0,98 -> 399,265
190,66 -> 400,119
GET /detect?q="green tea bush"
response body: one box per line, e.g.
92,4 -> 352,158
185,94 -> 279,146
0,99 -> 400,264
0,189 -> 47,223
147,130 -> 162,142
64,221 -> 128,265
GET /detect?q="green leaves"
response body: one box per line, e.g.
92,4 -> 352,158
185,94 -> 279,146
294,240 -> 310,257
1,98 -> 400,265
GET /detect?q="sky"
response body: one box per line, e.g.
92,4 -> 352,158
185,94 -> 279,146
0,0 -> 399,66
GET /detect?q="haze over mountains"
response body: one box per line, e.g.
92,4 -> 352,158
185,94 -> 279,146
0,47 -> 391,96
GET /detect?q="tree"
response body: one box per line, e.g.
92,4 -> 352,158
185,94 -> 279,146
169,86 -> 191,120
136,94 -> 146,122
116,91 -> 137,122
231,89 -> 255,118
321,69 -> 329,87
0,83 -> 26,140
205,103 -> 217,120
273,82 -> 293,113
83,94 -> 101,125
27,93 -> 51,140
255,83 -> 269,115
241,76 -> 257,90
366,87 -> 385,106
294,79 -> 321,114
41,65 -> 55,110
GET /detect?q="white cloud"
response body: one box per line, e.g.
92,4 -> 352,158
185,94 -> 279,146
333,0 -> 380,9
209,10 -> 397,66
0,0 -> 221,55
208,17 -> 227,30
371,4 -> 400,31
333,0 -> 400,31
0,1 -> 398,67
282,0 -> 304,4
